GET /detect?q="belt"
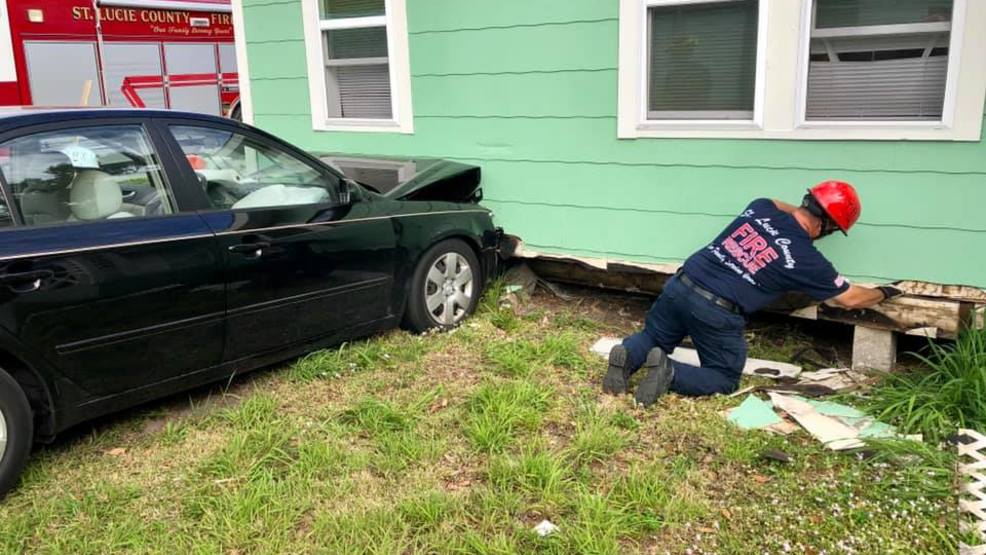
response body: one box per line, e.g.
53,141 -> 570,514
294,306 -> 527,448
676,271 -> 743,315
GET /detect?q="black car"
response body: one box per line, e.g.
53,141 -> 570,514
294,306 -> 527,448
0,109 -> 499,495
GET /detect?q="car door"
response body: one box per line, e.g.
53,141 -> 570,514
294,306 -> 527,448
159,121 -> 399,363
0,120 -> 225,400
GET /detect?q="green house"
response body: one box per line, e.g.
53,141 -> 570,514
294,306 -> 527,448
232,0 -> 986,298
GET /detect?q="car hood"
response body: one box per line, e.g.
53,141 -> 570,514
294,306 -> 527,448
314,153 -> 483,203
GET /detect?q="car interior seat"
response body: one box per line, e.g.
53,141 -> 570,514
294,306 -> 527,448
17,151 -> 76,225
69,169 -> 135,221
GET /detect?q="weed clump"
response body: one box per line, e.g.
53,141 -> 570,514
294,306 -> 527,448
864,328 -> 986,442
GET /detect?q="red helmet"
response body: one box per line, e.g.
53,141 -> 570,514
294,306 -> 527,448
808,180 -> 861,234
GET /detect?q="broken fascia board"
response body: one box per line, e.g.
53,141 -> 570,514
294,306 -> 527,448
590,338 -> 801,379
509,239 -> 986,304
510,240 -> 679,274
768,392 -> 864,450
895,281 -> 986,303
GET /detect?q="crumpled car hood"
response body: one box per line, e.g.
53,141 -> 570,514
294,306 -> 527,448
315,153 -> 483,203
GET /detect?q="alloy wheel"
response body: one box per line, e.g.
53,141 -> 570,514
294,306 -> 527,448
424,252 -> 474,326
0,408 -> 6,463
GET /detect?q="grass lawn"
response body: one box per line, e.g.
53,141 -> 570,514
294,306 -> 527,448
0,285 -> 957,554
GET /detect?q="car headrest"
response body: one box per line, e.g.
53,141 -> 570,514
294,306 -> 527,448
15,151 -> 75,191
69,169 -> 123,220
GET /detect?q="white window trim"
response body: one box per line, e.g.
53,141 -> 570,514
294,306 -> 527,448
231,0 -> 254,124
622,0 -> 770,134
618,0 -> 986,140
300,0 -> 414,134
794,0 -> 965,133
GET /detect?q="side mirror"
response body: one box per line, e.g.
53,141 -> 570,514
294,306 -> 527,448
338,178 -> 357,205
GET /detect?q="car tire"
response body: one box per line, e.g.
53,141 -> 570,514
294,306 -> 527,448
0,368 -> 32,498
404,239 -> 483,333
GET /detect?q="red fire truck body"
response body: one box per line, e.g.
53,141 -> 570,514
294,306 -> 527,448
0,0 -> 239,117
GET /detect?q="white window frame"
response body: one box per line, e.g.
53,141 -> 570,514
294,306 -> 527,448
621,0 -> 769,134
300,0 -> 414,134
618,0 -> 986,140
795,0 -> 965,132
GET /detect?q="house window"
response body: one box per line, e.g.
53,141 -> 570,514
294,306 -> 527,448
805,0 -> 954,121
647,0 -> 760,121
301,0 -> 413,133
618,0 -> 986,140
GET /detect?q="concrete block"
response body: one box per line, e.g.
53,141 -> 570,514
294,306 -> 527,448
852,326 -> 897,371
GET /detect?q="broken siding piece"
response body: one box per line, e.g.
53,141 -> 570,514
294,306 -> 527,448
768,392 -> 864,451
727,395 -> 783,430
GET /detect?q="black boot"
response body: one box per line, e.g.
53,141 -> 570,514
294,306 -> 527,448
603,344 -> 631,395
634,348 -> 674,407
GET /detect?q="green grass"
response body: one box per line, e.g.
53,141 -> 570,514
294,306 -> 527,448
863,328 -> 986,442
0,287 -> 960,553
463,380 -> 552,453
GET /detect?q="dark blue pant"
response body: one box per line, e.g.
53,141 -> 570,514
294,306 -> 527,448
622,275 -> 748,396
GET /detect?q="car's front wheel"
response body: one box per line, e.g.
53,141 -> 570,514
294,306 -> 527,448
404,239 -> 482,333
0,368 -> 32,498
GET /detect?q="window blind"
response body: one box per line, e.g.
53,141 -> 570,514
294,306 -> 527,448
647,0 -> 758,119
806,53 -> 947,120
321,0 -> 384,19
327,64 -> 393,118
806,0 -> 953,121
323,26 -> 392,119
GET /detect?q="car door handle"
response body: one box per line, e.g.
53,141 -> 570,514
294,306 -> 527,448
228,241 -> 271,258
0,269 -> 54,293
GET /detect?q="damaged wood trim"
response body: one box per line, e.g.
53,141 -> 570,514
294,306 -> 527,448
510,241 -> 983,339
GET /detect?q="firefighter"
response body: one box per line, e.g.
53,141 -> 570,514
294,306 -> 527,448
603,181 -> 903,406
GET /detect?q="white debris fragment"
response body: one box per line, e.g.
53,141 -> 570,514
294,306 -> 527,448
768,392 -> 864,450
534,519 -> 559,537
590,337 -> 622,358
797,367 -> 868,391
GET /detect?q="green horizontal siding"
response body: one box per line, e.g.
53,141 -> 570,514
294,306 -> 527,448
244,0 -> 986,288
246,41 -> 307,80
406,0 -> 615,34
243,2 -> 305,43
411,21 -> 617,75
414,71 -> 617,118
471,160 -> 986,231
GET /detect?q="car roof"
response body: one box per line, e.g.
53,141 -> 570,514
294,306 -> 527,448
0,107 -> 231,131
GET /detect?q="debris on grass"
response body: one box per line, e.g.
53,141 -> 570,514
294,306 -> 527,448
768,393 -> 867,451
503,264 -> 538,297
726,393 -> 914,449
533,519 -> 559,537
727,395 -> 782,431
590,337 -> 621,358
797,367 -> 868,392
760,448 -> 792,464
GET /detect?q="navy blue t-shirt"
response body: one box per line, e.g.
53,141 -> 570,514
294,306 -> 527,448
681,198 -> 850,314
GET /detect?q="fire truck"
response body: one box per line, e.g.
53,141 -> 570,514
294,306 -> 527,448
0,0 -> 240,118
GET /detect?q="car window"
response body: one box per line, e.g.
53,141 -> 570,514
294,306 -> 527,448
0,125 -> 173,227
169,125 -> 341,210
